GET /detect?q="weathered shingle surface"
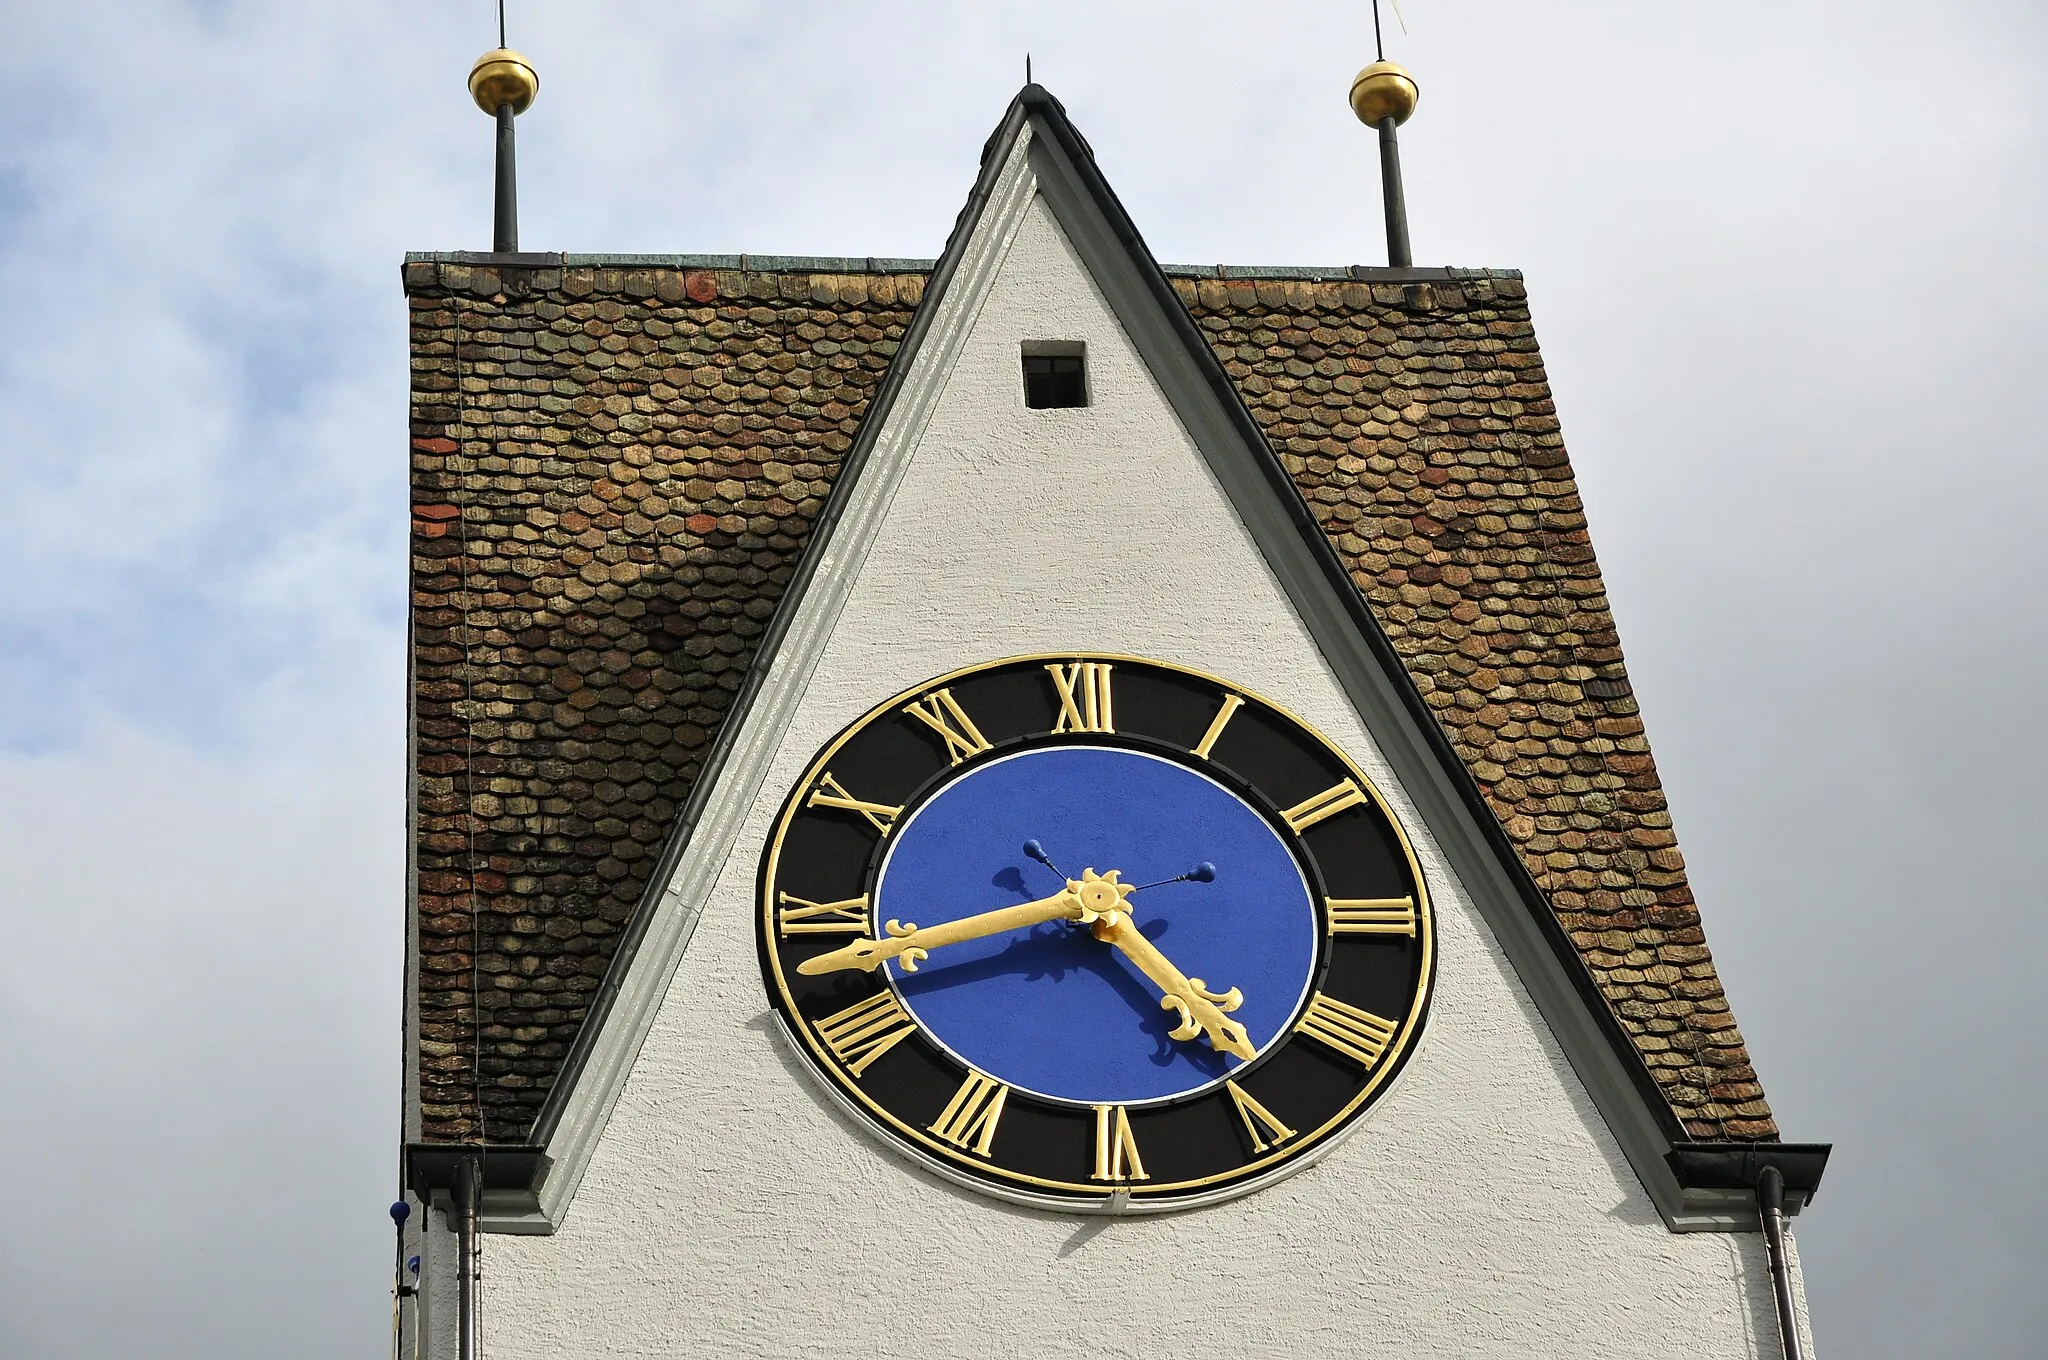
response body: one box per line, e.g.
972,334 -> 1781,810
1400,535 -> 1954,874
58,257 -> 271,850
407,256 -> 1773,1144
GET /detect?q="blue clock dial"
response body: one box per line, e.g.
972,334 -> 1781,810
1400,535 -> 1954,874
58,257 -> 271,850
759,653 -> 1434,1210
877,746 -> 1319,1106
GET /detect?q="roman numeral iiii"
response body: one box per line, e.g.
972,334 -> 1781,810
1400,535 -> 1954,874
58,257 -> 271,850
1295,992 -> 1399,1070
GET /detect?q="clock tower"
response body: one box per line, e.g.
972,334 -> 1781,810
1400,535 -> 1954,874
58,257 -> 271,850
397,58 -> 1828,1360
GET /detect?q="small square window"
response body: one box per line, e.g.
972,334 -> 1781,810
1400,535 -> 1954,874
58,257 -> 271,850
1022,346 -> 1088,409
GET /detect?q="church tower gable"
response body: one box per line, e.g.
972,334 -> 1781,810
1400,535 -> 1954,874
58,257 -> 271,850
403,88 -> 1790,1285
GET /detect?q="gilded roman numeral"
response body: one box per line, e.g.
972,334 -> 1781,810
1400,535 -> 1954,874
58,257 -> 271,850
1090,1104 -> 1148,1182
1047,661 -> 1115,734
1225,1080 -> 1297,1154
1326,895 -> 1418,937
777,891 -> 870,936
928,1071 -> 1008,1158
1295,992 -> 1399,1070
1281,779 -> 1370,834
1191,692 -> 1245,760
806,772 -> 901,835
813,991 -> 918,1078
901,687 -> 992,765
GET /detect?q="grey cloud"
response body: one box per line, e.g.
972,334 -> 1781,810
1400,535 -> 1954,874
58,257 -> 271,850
1,1 -> 2042,1355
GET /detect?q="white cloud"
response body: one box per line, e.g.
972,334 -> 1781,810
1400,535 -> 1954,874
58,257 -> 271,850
0,1 -> 2043,1354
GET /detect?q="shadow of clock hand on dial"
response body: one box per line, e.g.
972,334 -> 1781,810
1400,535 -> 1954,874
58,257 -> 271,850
878,746 -> 1318,1105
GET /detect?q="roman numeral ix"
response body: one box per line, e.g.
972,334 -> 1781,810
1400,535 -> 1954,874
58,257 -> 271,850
777,891 -> 870,936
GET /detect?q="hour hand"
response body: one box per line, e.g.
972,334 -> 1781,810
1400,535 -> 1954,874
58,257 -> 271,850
795,887 -> 1083,976
1090,914 -> 1254,1060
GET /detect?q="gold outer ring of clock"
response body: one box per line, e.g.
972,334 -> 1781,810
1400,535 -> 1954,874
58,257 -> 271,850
759,651 -> 1436,1200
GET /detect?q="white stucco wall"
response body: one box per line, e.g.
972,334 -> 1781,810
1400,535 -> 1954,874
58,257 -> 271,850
455,193 -> 1802,1357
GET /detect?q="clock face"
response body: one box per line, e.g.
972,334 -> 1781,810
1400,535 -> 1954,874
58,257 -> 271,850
757,653 -> 1434,1210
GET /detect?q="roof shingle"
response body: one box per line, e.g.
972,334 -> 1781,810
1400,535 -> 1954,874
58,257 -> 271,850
406,256 -> 1773,1145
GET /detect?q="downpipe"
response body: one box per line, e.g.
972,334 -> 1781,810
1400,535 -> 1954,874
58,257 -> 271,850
1758,1164 -> 1804,1360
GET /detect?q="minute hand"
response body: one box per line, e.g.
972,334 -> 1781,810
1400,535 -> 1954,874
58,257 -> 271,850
1091,915 -> 1255,1060
796,888 -> 1082,976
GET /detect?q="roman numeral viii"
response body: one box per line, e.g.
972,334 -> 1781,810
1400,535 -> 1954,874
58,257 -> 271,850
1326,895 -> 1418,937
902,687 -> 992,765
776,891 -> 869,936
1281,779 -> 1370,834
813,991 -> 918,1078
1295,992 -> 1399,1070
928,1072 -> 1008,1158
1047,662 -> 1115,734
806,772 -> 901,835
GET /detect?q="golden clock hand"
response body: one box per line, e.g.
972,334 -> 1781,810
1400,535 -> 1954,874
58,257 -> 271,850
1090,912 -> 1254,1060
797,866 -> 1137,976
796,887 -> 1083,976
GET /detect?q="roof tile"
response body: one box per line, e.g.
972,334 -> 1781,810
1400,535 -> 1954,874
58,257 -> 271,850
407,260 -> 1775,1144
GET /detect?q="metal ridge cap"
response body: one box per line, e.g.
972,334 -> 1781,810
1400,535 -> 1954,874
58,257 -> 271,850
401,250 -> 939,272
1156,264 -> 1525,282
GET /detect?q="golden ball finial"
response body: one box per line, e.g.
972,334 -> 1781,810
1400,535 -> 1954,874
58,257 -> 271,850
1349,60 -> 1418,126
469,48 -> 539,116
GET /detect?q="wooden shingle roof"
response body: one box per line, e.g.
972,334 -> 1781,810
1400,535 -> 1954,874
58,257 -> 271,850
405,252 -> 1773,1149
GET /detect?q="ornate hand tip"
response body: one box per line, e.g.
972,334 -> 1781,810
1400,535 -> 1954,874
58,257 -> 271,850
796,938 -> 888,975
1023,839 -> 1045,860
1190,862 -> 1217,883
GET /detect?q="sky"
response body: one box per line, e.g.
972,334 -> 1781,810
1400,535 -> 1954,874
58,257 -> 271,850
0,1 -> 2042,1355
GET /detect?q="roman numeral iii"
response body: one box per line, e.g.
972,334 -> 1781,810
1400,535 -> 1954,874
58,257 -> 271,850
1326,896 -> 1418,937
806,772 -> 901,835
1281,779 -> 1370,834
1225,1080 -> 1297,1154
1295,992 -> 1399,1070
1091,1104 -> 1148,1182
813,991 -> 918,1078
777,891 -> 870,936
901,688 -> 992,765
928,1072 -> 1008,1158
1047,661 -> 1115,734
